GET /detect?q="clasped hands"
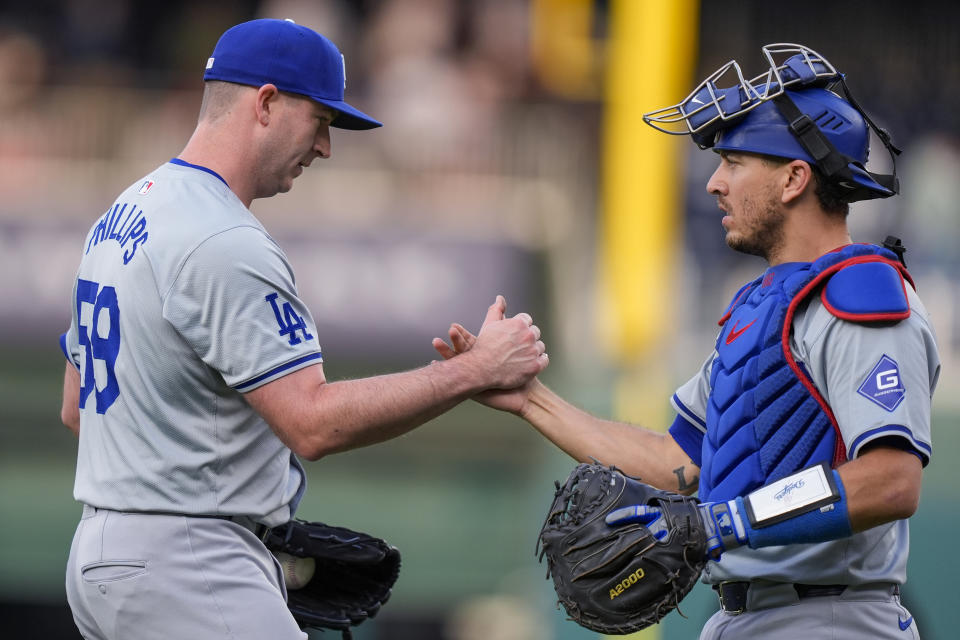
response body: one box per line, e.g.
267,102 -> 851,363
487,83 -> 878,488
431,295 -> 547,414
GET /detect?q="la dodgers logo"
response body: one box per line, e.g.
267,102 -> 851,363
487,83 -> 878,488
774,479 -> 805,502
266,292 -> 314,345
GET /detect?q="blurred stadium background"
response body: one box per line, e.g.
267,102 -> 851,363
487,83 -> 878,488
1,1 -> 958,638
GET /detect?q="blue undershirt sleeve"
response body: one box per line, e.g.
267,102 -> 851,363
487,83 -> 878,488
668,414 -> 704,468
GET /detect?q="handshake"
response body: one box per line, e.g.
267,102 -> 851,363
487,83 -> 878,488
431,295 -> 548,416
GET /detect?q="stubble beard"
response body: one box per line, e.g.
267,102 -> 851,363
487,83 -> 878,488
724,188 -> 785,262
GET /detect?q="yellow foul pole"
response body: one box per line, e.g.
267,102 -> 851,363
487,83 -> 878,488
598,1 -> 699,635
600,0 -> 699,367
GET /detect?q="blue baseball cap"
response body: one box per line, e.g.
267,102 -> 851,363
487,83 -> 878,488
203,19 -> 381,130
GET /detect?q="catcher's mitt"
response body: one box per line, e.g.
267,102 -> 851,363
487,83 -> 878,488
537,463 -> 707,634
264,520 -> 400,639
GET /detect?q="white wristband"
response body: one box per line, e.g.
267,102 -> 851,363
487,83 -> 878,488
743,462 -> 841,528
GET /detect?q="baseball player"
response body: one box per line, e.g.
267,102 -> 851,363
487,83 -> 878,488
436,44 -> 938,639
58,19 -> 547,640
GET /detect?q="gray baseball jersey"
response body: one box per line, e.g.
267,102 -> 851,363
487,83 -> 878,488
670,280 -> 939,585
61,160 -> 320,527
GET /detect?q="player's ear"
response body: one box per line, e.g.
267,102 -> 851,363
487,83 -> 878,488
781,160 -> 813,205
254,84 -> 281,126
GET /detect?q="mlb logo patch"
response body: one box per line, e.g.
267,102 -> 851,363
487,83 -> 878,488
857,354 -> 905,412
138,180 -> 155,195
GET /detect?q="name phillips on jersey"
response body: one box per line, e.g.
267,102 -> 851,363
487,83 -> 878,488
85,198 -> 151,265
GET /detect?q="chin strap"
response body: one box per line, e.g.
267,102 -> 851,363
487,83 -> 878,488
836,76 -> 902,161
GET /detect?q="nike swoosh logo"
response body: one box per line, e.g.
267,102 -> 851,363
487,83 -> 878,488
725,318 -> 757,345
898,615 -> 913,631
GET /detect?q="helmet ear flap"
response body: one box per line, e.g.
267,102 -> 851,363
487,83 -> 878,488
771,92 -> 898,202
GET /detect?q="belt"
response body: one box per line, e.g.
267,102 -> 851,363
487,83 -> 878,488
83,506 -> 272,542
713,581 -> 899,615
216,515 -> 273,542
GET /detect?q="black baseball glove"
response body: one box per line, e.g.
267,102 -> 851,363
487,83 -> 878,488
264,520 -> 401,639
537,462 -> 708,634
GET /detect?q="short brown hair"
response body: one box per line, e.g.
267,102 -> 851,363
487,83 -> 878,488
198,81 -> 248,122
809,165 -> 851,217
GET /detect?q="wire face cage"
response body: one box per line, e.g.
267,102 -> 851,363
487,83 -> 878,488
643,43 -> 839,146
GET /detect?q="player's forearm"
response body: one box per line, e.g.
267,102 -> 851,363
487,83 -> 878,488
290,354 -> 498,459
61,362 -> 81,437
521,382 -> 698,493
837,445 -> 922,532
629,447 -> 923,561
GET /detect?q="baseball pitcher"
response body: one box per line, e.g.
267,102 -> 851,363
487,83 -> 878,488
60,18 -> 547,640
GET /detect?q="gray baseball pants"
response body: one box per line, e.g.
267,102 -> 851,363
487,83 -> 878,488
701,581 -> 920,639
66,505 -> 307,640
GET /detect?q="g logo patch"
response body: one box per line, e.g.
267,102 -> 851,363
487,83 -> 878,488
875,369 -> 899,390
857,355 -> 905,412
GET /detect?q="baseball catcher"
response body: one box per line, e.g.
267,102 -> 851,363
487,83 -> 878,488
537,463 -> 708,634
431,40 -> 935,640
264,520 -> 401,639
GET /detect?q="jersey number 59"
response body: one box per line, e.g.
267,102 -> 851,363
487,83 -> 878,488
76,278 -> 121,414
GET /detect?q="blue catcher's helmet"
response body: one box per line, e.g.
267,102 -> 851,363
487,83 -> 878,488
713,87 -> 893,198
644,43 -> 899,202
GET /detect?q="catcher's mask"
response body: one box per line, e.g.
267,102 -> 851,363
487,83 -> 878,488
643,43 -> 899,203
